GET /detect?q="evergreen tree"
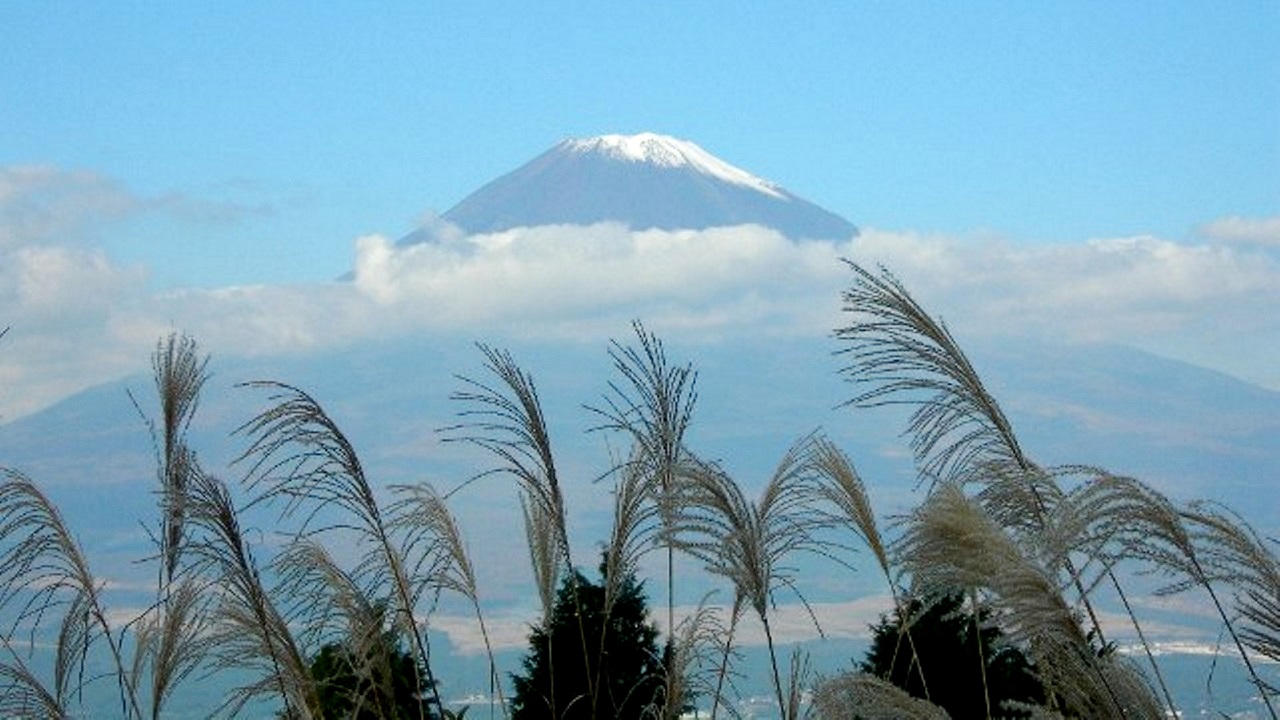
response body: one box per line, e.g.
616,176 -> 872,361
861,592 -> 1045,718
306,619 -> 441,720
510,563 -> 664,719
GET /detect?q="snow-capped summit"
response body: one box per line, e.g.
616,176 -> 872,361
413,132 -> 856,241
559,133 -> 785,199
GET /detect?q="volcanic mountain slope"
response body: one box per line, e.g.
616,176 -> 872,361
404,132 -> 857,242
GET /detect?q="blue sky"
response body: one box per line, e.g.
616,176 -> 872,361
4,3 -> 1276,284
2,5 -> 1279,695
1,3 -> 1279,415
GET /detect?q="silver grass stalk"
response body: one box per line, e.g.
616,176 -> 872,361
809,436 -> 889,577
601,455 -> 663,626
898,482 -> 1160,718
1005,466 -> 1189,596
590,320 -> 698,645
390,482 -> 509,717
274,538 -> 398,719
150,333 -> 209,584
129,333 -> 211,719
1068,473 -> 1274,716
969,589 -> 992,719
447,344 -> 597,711
447,345 -> 572,568
836,263 -> 1115,651
809,435 -> 931,701
1046,472 -> 1179,712
347,613 -> 402,720
183,467 -> 318,719
0,469 -> 143,719
594,456 -> 666,718
783,647 -> 810,720
976,464 -> 1157,686
708,593 -> 746,720
1180,502 -> 1280,708
521,492 -> 560,626
55,589 -> 93,712
521,493 -> 561,718
273,537 -> 378,649
0,635 -> 67,718
651,596 -> 729,720
235,381 -> 442,716
971,463 -> 1067,548
668,435 -> 825,720
129,575 -> 210,720
1046,471 -> 1211,714
812,672 -> 951,720
899,483 -> 1072,668
835,263 -> 1026,487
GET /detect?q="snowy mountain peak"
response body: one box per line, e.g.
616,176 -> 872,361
425,132 -> 858,240
560,133 -> 785,199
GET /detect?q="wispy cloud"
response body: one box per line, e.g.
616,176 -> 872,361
0,166 -> 137,249
0,165 -> 271,251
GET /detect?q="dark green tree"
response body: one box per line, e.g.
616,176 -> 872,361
307,624 -> 442,720
510,563 -> 664,720
861,592 -> 1046,718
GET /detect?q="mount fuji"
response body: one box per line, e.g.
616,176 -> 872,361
404,132 -> 857,241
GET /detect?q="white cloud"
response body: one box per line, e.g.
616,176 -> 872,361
1198,215 -> 1280,246
849,229 -> 1280,336
0,242 -> 153,417
9,245 -> 146,318
429,608 -> 538,656
351,223 -> 851,336
847,228 -> 1280,387
3,186 -> 1279,420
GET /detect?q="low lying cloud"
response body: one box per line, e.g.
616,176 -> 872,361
1,170 -> 1277,421
850,228 -> 1280,341
850,226 -> 1280,390
13,246 -> 148,326
431,593 -> 1229,659
352,223 -> 851,337
1198,215 -> 1280,246
430,594 -> 895,656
